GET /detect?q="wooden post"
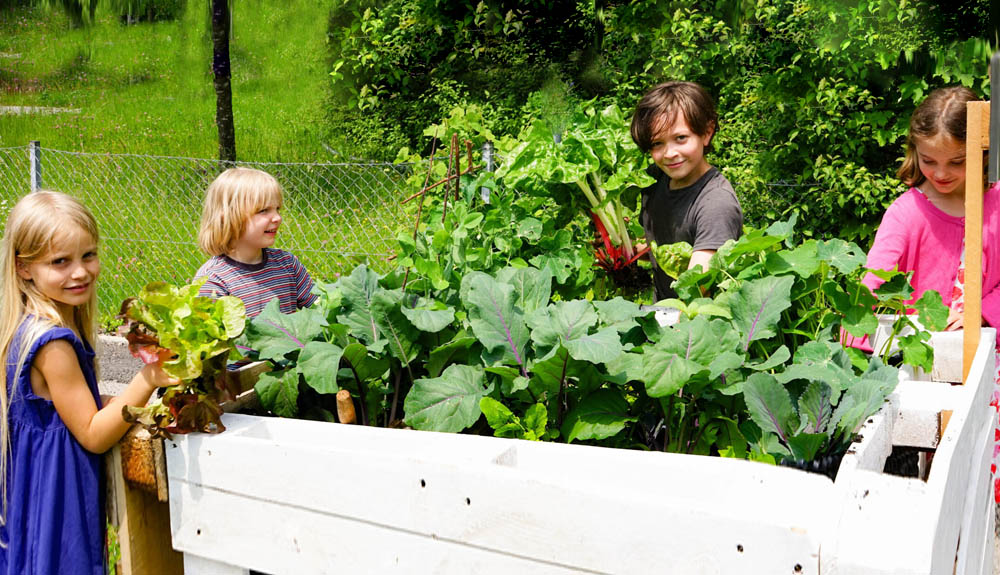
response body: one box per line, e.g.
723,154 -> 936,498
964,101 -> 989,382
106,427 -> 183,575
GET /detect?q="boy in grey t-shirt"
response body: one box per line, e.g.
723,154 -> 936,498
630,81 -> 743,300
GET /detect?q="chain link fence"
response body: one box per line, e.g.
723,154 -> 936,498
0,144 -> 409,320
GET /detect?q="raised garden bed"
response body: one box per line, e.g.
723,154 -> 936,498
161,329 -> 996,575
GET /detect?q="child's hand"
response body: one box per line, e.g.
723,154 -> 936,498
945,308 -> 964,331
141,355 -> 180,389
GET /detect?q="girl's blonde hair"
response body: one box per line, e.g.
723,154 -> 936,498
898,86 -> 978,187
0,191 -> 100,528
198,167 -> 283,257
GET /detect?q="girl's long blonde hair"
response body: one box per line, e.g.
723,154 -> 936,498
0,191 -> 100,528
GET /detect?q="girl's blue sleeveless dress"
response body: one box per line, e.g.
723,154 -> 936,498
0,321 -> 105,575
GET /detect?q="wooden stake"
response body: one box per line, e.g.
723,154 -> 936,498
964,101 -> 989,383
336,389 -> 357,424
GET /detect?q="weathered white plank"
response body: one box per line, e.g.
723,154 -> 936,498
838,395 -> 896,474
925,335 -> 995,574
168,417 -> 835,574
164,328 -> 998,575
891,380 -> 961,448
821,330 -> 996,574
954,411 -> 993,575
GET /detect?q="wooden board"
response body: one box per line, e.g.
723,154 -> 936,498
107,429 -> 183,575
964,100 -> 989,381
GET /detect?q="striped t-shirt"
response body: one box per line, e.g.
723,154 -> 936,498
194,248 -> 318,318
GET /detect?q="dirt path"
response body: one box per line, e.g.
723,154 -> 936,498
0,105 -> 80,115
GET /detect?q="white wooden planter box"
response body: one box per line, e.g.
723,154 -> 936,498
166,329 -> 997,575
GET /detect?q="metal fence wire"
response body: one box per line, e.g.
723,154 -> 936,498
0,144 -> 409,320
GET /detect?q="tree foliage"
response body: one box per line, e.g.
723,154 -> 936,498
328,0 -> 991,242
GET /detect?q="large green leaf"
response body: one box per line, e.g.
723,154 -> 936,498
561,388 -> 635,443
460,272 -> 529,370
528,299 -> 612,360
426,335 -> 477,378
337,265 -> 383,344
764,240 -> 820,278
404,364 -> 490,433
787,433 -> 827,462
823,279 -> 879,337
742,372 -> 796,442
341,342 -> 389,382
729,275 -> 794,351
776,340 -> 855,400
297,341 -> 344,395
528,345 -> 572,399
603,350 -> 644,385
817,238 -> 867,275
400,299 -> 456,333
244,299 -> 326,361
594,297 -> 648,332
642,316 -> 740,397
831,358 -> 898,441
370,290 -> 421,363
497,266 -> 552,315
912,290 -> 949,331
255,369 -> 299,418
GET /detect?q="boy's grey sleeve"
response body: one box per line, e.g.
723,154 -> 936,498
690,182 -> 743,252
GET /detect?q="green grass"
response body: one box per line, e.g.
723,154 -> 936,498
0,0 -> 334,162
0,3 -> 410,325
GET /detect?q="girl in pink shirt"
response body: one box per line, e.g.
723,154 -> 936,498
864,86 -> 1000,501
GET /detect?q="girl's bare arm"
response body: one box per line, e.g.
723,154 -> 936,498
32,340 -> 174,453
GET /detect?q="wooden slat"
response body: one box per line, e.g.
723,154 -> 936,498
107,434 -> 183,575
964,101 -> 988,381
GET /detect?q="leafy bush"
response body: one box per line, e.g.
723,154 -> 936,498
328,0 -> 991,242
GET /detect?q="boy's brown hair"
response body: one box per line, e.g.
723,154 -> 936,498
198,167 -> 283,257
630,81 -> 718,154
897,86 -> 977,187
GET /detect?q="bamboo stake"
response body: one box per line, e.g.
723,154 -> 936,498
963,101 -> 988,382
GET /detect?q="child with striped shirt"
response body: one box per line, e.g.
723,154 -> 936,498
194,167 -> 317,317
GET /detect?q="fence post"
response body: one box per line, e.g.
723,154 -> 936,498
481,141 -> 493,204
29,140 -> 41,192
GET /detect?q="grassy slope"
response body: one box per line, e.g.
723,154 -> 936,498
0,0 -> 332,162
0,3 -> 405,324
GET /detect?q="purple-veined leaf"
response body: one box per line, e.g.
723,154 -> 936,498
797,381 -> 833,434
729,275 -> 794,351
742,372 -> 796,443
460,272 -> 529,373
244,298 -> 326,361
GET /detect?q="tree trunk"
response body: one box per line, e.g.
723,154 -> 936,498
211,0 -> 236,163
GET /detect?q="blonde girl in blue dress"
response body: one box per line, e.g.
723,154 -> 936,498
0,191 -> 175,574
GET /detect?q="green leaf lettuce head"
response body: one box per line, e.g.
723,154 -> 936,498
118,280 -> 247,437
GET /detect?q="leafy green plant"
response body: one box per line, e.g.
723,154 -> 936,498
497,102 -> 653,287
650,241 -> 693,281
644,216 -> 949,465
743,345 -> 898,467
117,280 -> 246,436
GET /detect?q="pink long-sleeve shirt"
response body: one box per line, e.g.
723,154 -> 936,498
860,186 -> 1000,345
